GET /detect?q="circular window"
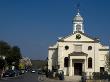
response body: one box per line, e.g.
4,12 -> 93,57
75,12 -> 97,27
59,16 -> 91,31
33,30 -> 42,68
65,46 -> 69,50
88,46 -> 92,50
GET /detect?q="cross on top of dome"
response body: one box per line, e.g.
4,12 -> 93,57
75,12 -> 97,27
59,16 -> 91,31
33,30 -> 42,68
73,10 -> 83,22
73,4 -> 83,22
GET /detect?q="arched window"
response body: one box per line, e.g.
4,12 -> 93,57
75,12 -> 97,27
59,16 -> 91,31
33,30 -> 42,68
88,57 -> 92,68
76,24 -> 81,31
88,46 -> 92,50
64,57 -> 69,67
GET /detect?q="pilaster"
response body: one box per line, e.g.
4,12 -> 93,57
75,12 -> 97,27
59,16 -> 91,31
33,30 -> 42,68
69,59 -> 73,76
58,45 -> 64,70
48,49 -> 52,71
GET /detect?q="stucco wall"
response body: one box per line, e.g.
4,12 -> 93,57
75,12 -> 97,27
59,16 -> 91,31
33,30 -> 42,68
48,33 -> 109,76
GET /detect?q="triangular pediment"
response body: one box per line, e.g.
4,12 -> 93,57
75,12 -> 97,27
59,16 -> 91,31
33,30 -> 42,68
58,32 -> 99,42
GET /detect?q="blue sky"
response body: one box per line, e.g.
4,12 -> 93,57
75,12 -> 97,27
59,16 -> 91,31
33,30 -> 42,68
0,0 -> 110,60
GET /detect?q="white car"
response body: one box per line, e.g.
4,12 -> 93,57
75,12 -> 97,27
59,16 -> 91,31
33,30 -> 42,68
31,69 -> 36,73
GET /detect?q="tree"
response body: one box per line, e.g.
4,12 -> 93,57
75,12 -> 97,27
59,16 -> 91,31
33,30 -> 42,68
105,53 -> 110,73
0,41 -> 11,57
0,58 -> 6,69
18,63 -> 25,70
6,46 -> 22,68
0,40 -> 22,69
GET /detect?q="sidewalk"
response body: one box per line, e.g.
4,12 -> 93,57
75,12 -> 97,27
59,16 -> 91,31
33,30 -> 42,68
65,76 -> 81,82
45,76 -> 81,82
45,78 -> 71,82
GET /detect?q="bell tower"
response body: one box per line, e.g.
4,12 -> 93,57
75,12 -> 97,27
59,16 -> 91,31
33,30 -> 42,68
73,9 -> 84,33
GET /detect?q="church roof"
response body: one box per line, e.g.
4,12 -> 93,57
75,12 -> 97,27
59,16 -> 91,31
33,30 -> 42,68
77,32 -> 99,41
58,31 -> 99,42
69,52 -> 88,56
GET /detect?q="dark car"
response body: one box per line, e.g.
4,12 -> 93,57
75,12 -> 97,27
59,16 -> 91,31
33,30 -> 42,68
14,69 -> 20,76
37,69 -> 45,75
19,69 -> 25,74
3,70 -> 16,77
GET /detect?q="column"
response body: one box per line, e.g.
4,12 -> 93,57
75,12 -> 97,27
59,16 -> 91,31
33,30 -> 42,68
48,49 -> 52,71
69,59 -> 73,76
82,62 -> 85,72
73,63 -> 74,76
85,58 -> 87,74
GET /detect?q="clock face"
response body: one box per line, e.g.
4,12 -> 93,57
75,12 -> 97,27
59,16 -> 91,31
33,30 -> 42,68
76,34 -> 81,39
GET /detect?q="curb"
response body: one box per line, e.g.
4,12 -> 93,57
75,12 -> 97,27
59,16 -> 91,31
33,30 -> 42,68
1,74 -> 23,80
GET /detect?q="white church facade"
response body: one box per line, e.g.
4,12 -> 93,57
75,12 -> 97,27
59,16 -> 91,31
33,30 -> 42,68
48,10 -> 109,76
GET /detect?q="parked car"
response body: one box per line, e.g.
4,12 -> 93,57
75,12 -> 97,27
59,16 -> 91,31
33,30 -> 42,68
20,69 -> 25,74
31,69 -> 36,73
37,69 -> 45,75
3,70 -> 16,77
14,69 -> 20,76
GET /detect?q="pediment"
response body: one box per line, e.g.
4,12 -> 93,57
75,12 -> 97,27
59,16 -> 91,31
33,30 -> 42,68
58,32 -> 99,42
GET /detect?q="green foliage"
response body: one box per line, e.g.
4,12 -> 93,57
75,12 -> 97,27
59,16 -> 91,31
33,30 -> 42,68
0,41 -> 10,56
18,63 -> 25,69
0,40 -> 22,68
105,53 -> 110,72
0,58 -> 6,69
6,46 -> 22,66
31,60 -> 47,69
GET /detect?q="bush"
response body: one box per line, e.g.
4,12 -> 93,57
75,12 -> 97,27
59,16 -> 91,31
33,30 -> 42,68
92,72 -> 100,80
108,74 -> 110,81
92,72 -> 108,80
103,71 -> 108,80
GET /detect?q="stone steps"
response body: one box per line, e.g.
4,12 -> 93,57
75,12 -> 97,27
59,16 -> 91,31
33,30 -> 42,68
64,76 -> 82,82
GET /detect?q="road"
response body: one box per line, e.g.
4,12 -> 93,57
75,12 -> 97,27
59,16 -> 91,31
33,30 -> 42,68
0,72 -> 71,82
0,72 -> 40,82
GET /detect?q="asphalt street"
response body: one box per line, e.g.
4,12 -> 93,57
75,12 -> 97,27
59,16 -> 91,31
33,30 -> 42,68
0,72 -> 40,82
0,72 -> 72,82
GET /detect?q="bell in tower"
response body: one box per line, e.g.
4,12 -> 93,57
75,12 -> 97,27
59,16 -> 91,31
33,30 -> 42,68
73,9 -> 84,33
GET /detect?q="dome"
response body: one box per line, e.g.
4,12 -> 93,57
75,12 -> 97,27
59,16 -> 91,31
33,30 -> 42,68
73,13 -> 83,22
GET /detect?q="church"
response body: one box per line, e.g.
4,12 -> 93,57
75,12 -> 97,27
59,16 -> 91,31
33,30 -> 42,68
48,10 -> 109,76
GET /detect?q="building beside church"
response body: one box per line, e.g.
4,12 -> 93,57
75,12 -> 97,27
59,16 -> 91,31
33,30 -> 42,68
48,10 -> 109,76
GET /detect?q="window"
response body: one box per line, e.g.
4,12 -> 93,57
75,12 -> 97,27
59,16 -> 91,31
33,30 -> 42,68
88,46 -> 92,50
65,46 -> 69,50
76,25 -> 81,31
75,45 -> 82,52
64,57 -> 69,67
88,57 -> 92,68
100,67 -> 105,72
